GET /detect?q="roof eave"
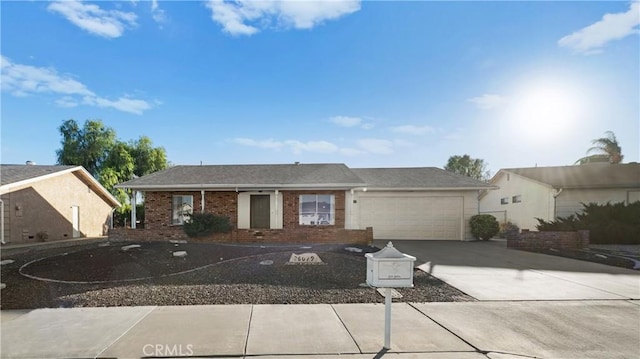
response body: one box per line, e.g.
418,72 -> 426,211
356,186 -> 499,191
115,183 -> 366,191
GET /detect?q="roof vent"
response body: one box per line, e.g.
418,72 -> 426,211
294,161 -> 300,165
25,161 -> 36,166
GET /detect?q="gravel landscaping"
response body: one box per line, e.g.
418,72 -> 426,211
0,241 -> 473,309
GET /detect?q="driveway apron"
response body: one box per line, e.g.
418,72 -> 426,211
379,240 -> 640,301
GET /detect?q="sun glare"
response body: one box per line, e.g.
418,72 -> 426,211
507,80 -> 584,142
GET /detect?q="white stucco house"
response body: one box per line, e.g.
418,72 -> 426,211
479,163 -> 640,230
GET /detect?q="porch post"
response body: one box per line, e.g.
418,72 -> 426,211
131,190 -> 137,229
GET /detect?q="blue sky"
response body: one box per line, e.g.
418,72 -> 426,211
2,1 -> 638,175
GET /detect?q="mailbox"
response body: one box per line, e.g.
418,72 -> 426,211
366,242 -> 416,288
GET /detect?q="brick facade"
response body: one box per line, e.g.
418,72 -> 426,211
507,230 -> 590,250
122,190 -> 371,244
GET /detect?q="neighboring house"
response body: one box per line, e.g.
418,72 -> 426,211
479,163 -> 640,231
115,163 -> 496,242
0,164 -> 121,244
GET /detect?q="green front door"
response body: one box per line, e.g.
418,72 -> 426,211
250,195 -> 270,229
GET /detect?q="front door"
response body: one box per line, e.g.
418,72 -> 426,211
250,195 -> 270,229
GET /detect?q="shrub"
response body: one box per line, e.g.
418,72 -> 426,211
536,201 -> 640,244
470,214 -> 500,240
183,213 -> 232,238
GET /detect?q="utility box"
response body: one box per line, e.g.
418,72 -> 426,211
366,242 -> 416,288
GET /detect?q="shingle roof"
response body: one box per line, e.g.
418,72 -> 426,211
1,165 -> 77,186
351,167 -> 497,189
501,163 -> 640,189
116,163 -> 366,190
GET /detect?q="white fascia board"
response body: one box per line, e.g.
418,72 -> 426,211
115,183 -> 365,191
357,186 -> 498,192
0,166 -> 82,194
0,166 -> 121,207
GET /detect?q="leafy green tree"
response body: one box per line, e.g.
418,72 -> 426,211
575,131 -> 624,165
444,154 -> 490,181
57,119 -> 169,225
56,119 -> 116,178
130,136 -> 168,177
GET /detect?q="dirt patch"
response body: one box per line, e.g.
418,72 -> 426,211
0,241 -> 474,309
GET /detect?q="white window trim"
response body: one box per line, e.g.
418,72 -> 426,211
299,194 -> 335,226
172,195 -> 193,225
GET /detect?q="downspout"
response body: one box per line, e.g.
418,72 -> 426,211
0,199 -> 5,244
275,189 -> 279,229
553,188 -> 563,219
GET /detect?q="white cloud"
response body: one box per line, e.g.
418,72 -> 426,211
48,0 -> 137,38
284,140 -> 339,154
558,3 -> 640,54
1,55 -> 152,115
330,115 -> 362,127
84,96 -> 152,115
340,147 -> 365,156
233,136 -> 398,156
391,125 -> 434,135
468,93 -> 507,110
233,138 -> 285,149
357,138 -> 394,155
233,138 -> 338,154
151,0 -> 167,25
205,0 -> 361,36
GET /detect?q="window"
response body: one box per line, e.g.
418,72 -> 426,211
500,197 -> 509,205
512,195 -> 522,203
299,194 -> 335,225
172,195 -> 193,225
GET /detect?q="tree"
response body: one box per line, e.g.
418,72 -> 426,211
57,119 -> 169,216
444,154 -> 490,181
575,131 -> 623,165
56,119 -> 116,178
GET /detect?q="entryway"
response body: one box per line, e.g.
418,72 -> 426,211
250,195 -> 270,229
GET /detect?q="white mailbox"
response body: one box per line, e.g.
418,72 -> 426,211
366,242 -> 416,288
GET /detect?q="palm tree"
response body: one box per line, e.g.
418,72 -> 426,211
575,131 -> 624,164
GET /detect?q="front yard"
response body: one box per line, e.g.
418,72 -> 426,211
0,241 -> 473,309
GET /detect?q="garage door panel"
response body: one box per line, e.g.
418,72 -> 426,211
358,196 -> 462,240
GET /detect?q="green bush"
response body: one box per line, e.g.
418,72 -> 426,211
470,214 -> 500,240
536,201 -> 640,244
183,213 -> 232,238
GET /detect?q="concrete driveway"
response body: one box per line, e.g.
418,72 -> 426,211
379,240 -> 640,301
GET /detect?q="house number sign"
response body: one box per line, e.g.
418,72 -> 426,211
288,253 -> 324,264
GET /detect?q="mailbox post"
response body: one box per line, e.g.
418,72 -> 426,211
365,241 -> 416,349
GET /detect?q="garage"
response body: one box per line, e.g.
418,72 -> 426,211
356,194 -> 463,240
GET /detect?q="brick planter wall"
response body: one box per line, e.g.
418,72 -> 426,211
507,230 -> 590,250
109,227 -> 373,245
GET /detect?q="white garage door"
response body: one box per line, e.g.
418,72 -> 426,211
358,195 -> 463,240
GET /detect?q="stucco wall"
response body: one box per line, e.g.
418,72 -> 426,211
1,172 -> 113,243
480,172 -> 555,231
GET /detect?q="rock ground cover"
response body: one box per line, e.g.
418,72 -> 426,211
0,241 -> 473,309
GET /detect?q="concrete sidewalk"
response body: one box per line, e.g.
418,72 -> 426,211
2,301 -> 638,358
